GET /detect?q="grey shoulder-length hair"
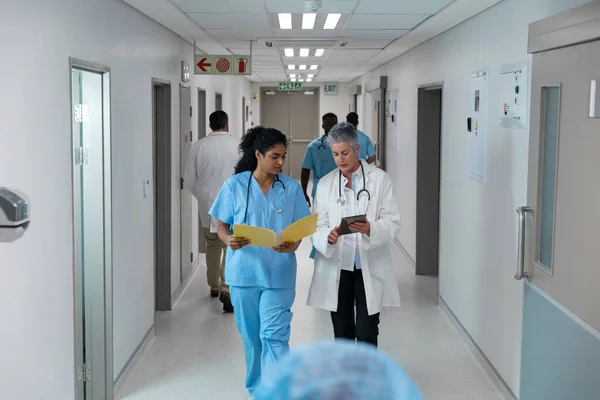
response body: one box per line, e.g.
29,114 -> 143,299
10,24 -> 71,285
327,122 -> 358,147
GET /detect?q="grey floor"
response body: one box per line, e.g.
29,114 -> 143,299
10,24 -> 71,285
116,239 -> 506,400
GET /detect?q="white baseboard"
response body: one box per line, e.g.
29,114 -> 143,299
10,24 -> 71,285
113,325 -> 156,395
392,237 -> 416,271
439,296 -> 517,400
171,257 -> 201,309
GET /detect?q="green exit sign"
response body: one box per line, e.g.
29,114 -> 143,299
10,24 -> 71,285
279,82 -> 303,91
324,83 -> 337,95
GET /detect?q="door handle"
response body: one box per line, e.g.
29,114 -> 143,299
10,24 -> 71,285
515,206 -> 533,280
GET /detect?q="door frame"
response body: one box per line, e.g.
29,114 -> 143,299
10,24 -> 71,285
179,83 -> 193,283
152,78 -> 172,312
69,57 -> 114,400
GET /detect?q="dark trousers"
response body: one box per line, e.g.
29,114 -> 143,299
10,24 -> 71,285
331,267 -> 380,347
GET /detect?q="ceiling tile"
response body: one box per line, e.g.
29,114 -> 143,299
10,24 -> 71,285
172,0 -> 264,13
188,13 -> 269,30
229,48 -> 279,56
206,29 -> 274,40
273,30 -> 340,39
338,39 -> 393,49
265,0 -> 359,14
354,0 -> 453,15
327,49 -> 381,60
345,14 -> 429,30
341,29 -> 409,40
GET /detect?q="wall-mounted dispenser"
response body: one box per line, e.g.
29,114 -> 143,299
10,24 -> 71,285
0,187 -> 30,243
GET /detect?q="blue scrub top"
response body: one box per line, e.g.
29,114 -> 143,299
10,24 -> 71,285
301,136 -> 338,198
357,129 -> 376,161
209,171 -> 311,289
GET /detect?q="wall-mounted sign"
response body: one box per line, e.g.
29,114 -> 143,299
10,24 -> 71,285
324,83 -> 337,95
252,92 -> 260,101
194,55 -> 252,75
279,82 -> 303,91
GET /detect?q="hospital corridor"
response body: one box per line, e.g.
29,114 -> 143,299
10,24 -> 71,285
1,0 -> 600,399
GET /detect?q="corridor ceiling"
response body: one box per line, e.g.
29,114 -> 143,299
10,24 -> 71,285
124,0 -> 502,82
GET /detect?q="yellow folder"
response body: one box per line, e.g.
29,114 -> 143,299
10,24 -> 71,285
233,213 -> 318,248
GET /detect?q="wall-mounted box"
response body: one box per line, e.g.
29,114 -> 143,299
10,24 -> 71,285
499,62 -> 529,129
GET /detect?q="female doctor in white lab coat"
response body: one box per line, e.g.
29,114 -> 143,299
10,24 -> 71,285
308,122 -> 401,347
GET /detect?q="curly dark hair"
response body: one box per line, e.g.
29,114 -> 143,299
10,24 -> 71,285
234,126 -> 288,174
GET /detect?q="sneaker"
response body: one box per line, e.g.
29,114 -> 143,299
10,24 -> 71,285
219,291 -> 234,313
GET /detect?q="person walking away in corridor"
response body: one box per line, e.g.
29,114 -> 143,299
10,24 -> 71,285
308,122 -> 401,347
209,127 -> 311,397
183,110 -> 238,312
346,112 -> 377,164
300,113 -> 338,208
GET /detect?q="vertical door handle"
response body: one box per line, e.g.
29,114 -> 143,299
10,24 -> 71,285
515,206 -> 533,280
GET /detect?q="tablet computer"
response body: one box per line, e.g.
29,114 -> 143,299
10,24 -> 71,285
338,214 -> 367,236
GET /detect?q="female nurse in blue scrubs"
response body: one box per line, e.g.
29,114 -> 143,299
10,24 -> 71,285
209,126 -> 311,397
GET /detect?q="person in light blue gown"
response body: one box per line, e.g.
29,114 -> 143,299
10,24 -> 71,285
253,340 -> 425,400
209,126 -> 311,397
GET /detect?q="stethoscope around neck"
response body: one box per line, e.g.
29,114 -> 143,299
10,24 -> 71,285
337,161 -> 371,207
243,172 -> 286,224
318,135 -> 327,150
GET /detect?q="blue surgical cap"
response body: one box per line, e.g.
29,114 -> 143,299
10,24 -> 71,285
254,340 -> 425,400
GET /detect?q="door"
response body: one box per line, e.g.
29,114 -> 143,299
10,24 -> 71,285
261,88 -> 291,166
416,86 -> 442,276
197,89 -> 207,254
242,96 -> 246,134
290,89 -> 319,178
198,89 -> 207,140
70,59 -> 113,400
215,92 -> 223,111
180,84 -> 193,282
153,81 -> 172,311
370,89 -> 386,170
517,39 -> 600,399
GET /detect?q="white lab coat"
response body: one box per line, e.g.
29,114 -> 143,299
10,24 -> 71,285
307,162 -> 401,316
183,132 -> 239,232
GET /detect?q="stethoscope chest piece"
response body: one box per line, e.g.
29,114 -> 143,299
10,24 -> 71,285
336,197 -> 346,207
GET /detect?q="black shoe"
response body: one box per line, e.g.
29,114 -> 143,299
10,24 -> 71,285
210,289 -> 219,298
219,292 -> 234,313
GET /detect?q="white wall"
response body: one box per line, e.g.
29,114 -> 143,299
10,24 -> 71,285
250,82 -> 350,133
0,1 -> 250,398
350,0 -> 592,395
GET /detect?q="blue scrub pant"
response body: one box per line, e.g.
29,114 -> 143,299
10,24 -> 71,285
230,286 -> 296,395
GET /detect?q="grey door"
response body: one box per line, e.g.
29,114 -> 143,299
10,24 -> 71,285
261,89 -> 291,170
290,90 -> 319,179
180,84 -> 193,282
518,34 -> 600,399
197,89 -> 207,254
215,92 -> 223,111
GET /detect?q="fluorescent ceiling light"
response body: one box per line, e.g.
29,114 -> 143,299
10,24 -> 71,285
324,13 -> 341,29
284,48 -> 294,57
310,65 -> 319,70
290,74 -> 296,78
299,79 -> 305,82
307,74 -> 314,78
291,78 -> 297,82
299,65 -> 307,70
300,48 -> 309,57
302,13 -> 317,29
278,13 -> 292,29
288,65 -> 296,70
315,49 -> 325,57
306,79 -> 313,82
